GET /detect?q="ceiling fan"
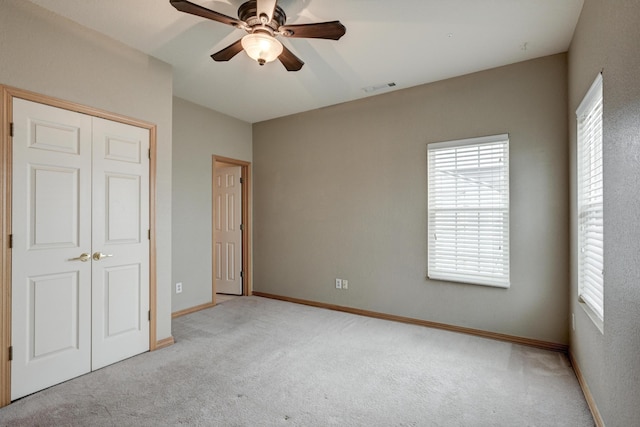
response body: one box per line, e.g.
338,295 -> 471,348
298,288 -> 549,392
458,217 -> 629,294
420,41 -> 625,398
170,0 -> 347,71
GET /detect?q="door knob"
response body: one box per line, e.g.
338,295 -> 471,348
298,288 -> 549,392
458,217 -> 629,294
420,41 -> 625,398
69,253 -> 90,262
92,252 -> 113,261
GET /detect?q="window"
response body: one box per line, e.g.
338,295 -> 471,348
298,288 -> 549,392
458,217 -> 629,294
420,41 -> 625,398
427,134 -> 510,288
577,74 -> 604,321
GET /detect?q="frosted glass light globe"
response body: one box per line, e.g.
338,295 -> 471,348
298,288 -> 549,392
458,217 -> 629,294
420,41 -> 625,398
241,33 -> 283,66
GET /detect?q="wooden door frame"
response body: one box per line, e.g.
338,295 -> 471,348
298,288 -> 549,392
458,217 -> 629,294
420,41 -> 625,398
0,85 -> 159,407
212,156 -> 251,300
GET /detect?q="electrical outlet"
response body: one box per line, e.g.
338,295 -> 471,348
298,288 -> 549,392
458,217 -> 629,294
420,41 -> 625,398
335,278 -> 342,289
342,279 -> 348,289
176,282 -> 183,294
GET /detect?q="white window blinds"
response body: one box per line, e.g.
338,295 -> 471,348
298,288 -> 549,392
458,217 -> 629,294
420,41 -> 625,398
577,74 -> 604,321
427,134 -> 510,288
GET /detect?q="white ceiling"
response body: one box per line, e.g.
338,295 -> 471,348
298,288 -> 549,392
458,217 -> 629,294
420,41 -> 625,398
28,0 -> 584,123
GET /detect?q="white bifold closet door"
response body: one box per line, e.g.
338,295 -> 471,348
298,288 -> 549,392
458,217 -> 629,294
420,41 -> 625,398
11,98 -> 149,400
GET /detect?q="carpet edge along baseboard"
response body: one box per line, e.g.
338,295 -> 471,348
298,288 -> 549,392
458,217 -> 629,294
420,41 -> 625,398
568,352 -> 605,427
251,291 -> 568,353
172,302 -> 217,319
155,336 -> 175,350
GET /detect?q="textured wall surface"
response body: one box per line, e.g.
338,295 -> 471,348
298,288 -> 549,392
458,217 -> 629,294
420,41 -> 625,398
254,54 -> 570,344
568,0 -> 640,425
172,97 -> 252,312
0,0 -> 174,340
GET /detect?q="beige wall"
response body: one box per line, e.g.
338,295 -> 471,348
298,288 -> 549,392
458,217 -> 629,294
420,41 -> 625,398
0,0 -> 174,340
253,54 -> 570,344
569,0 -> 640,425
172,97 -> 252,312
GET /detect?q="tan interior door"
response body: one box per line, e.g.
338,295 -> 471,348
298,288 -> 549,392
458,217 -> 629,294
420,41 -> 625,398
214,166 -> 242,295
11,99 -> 149,400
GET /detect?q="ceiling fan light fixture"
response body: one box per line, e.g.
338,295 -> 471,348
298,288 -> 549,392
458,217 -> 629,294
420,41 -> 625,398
241,32 -> 283,66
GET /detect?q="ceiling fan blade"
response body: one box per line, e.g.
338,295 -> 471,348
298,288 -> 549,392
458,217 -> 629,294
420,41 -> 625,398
257,0 -> 277,23
279,21 -> 346,40
170,0 -> 243,27
278,45 -> 304,71
211,39 -> 244,62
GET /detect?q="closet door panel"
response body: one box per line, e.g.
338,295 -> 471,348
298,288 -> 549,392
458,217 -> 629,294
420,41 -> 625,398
11,99 -> 92,400
91,117 -> 149,370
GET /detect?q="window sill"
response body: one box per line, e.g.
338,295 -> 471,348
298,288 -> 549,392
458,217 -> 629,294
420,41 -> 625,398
427,273 -> 510,289
579,301 -> 604,334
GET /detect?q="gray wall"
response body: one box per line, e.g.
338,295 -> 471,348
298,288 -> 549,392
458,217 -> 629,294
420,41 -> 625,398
568,0 -> 640,425
172,97 -> 252,312
0,0 -> 173,340
253,54 -> 570,344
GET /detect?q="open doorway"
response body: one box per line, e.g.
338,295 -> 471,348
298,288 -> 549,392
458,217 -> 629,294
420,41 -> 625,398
212,156 -> 251,303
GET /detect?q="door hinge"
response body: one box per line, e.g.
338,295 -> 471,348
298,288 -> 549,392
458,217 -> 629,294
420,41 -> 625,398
148,148 -> 151,159
9,122 -> 14,137
8,346 -> 13,361
240,270 -> 244,278
148,310 -> 151,321
240,177 -> 244,184
240,224 -> 244,231
148,229 -> 151,240
8,234 -> 12,249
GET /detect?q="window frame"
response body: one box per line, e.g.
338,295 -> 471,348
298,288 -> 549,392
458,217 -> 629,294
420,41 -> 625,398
576,73 -> 604,324
427,134 -> 510,288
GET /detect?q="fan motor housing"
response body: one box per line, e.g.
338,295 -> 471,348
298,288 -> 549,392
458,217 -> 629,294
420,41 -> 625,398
238,0 -> 287,31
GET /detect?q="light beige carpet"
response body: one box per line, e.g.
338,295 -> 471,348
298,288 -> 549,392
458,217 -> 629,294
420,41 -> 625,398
0,296 -> 593,426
